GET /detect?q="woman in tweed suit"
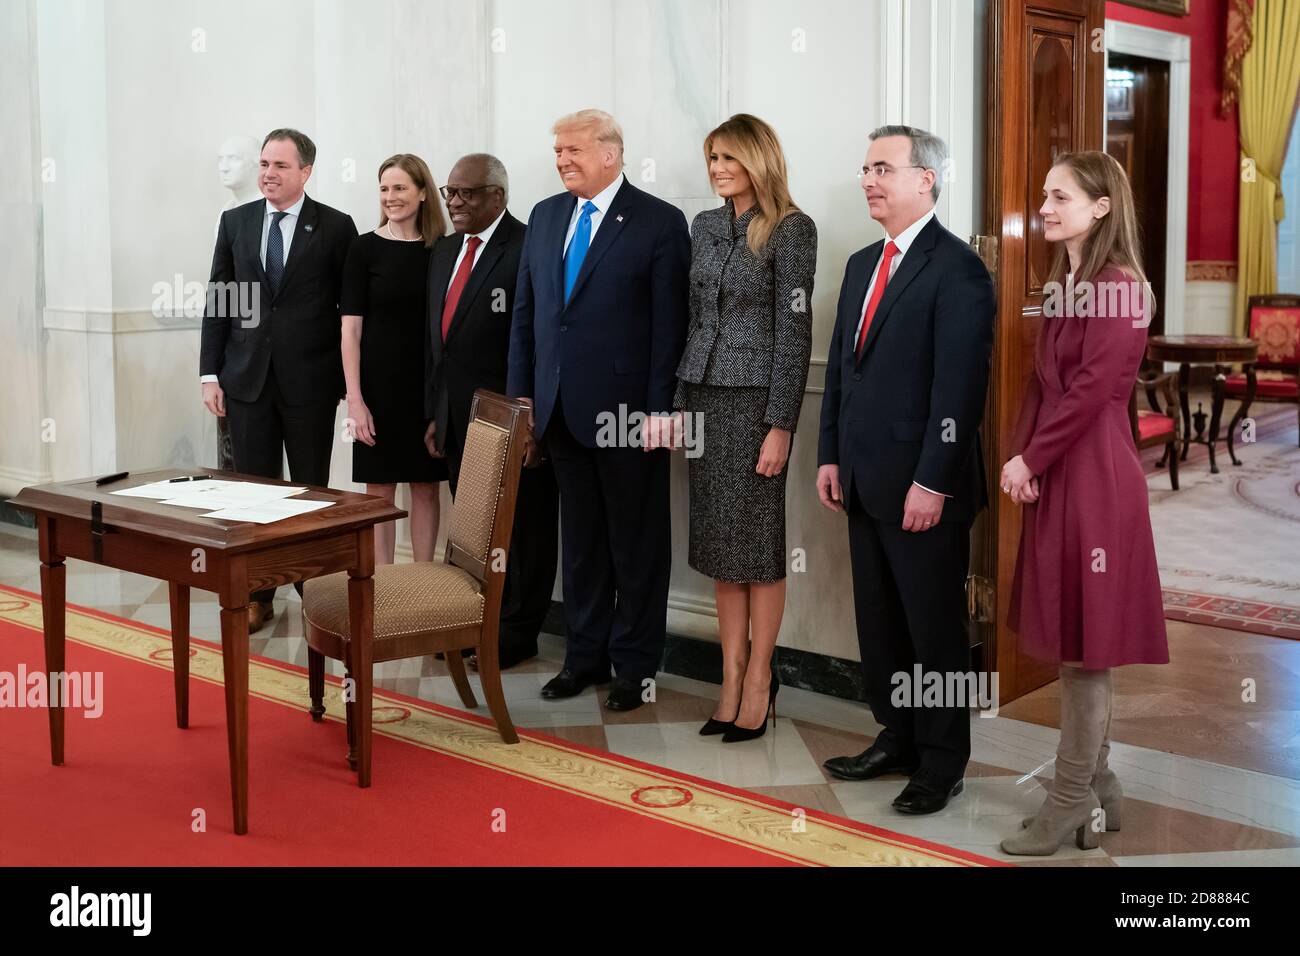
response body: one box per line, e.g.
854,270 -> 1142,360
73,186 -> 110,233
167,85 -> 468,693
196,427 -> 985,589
673,114 -> 816,741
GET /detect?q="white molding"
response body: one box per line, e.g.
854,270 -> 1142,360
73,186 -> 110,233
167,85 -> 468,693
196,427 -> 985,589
1106,19 -> 1191,337
1184,279 -> 1237,336
717,0 -> 730,118
43,308 -> 202,333
883,0 -> 904,124
0,463 -> 53,498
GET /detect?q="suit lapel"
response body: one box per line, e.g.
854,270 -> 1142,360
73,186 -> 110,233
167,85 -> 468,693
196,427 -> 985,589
238,201 -> 271,288
552,195 -> 577,304
446,216 -> 513,344
857,216 -> 941,363
844,245 -> 879,365
564,179 -> 632,309
276,195 -> 320,296
427,235 -> 460,362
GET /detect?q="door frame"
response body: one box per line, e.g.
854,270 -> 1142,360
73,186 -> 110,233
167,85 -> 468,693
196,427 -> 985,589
1105,20 -> 1191,337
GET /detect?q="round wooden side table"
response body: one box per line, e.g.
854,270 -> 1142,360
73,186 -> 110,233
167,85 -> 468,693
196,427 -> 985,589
1145,334 -> 1258,474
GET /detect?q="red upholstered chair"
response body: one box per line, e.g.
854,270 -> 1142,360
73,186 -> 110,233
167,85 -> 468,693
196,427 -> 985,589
1130,371 -> 1180,490
1225,295 -> 1300,445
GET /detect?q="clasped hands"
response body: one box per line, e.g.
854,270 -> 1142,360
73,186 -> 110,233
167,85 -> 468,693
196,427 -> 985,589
999,454 -> 1039,504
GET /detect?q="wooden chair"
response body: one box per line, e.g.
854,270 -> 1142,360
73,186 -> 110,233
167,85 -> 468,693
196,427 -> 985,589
1225,294 -> 1300,446
1130,370 -> 1180,490
302,389 -> 529,763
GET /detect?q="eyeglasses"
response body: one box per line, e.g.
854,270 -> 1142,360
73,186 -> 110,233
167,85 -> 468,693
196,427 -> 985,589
439,184 -> 501,202
857,163 -> 928,181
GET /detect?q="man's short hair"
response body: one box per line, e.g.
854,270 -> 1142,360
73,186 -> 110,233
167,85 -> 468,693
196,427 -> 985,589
459,152 -> 509,203
552,109 -> 624,156
868,124 -> 948,201
262,128 -> 316,168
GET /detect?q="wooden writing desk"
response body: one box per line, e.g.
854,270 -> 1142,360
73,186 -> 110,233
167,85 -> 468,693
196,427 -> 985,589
10,468 -> 405,835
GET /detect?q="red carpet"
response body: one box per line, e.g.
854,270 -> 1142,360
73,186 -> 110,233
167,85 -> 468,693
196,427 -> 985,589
0,587 -> 998,866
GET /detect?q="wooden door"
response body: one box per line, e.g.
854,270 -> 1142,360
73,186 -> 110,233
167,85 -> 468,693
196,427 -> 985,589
977,0 -> 1106,703
1106,52 -> 1170,338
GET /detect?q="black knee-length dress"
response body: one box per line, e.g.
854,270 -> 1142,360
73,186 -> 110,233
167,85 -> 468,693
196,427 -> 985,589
340,231 -> 448,484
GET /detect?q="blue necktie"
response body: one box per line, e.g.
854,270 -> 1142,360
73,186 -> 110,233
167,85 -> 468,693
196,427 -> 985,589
564,201 -> 597,303
266,210 -> 288,295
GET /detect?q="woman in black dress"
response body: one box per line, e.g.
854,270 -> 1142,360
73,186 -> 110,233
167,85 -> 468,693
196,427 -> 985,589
673,114 -> 816,741
341,153 -> 448,563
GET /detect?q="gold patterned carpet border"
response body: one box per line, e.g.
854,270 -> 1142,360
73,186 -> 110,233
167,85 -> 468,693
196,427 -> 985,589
0,587 -> 996,867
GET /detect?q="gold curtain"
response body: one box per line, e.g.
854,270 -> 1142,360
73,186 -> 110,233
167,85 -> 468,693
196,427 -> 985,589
1236,0 -> 1300,332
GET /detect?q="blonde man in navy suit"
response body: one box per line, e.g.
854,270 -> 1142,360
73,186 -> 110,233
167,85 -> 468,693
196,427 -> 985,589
507,109 -> 690,711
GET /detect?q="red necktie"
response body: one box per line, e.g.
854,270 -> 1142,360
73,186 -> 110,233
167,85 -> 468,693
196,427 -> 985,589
441,235 -> 483,342
855,240 -> 899,357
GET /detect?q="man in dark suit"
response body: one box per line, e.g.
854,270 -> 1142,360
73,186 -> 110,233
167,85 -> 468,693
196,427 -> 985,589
507,109 -> 689,711
200,128 -> 358,632
816,126 -> 994,814
424,153 -> 558,670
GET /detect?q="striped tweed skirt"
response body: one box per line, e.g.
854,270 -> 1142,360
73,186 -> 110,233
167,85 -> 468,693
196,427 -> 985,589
680,382 -> 788,583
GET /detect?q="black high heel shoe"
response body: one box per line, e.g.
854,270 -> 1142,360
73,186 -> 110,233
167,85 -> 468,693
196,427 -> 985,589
698,712 -> 737,736
721,671 -> 779,743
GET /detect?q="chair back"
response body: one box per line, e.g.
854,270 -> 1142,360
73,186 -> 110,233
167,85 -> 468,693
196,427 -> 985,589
445,391 -> 530,604
1247,294 -> 1300,371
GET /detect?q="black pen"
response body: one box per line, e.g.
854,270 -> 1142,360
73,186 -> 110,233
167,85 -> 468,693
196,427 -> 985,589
95,471 -> 129,486
168,475 -> 215,483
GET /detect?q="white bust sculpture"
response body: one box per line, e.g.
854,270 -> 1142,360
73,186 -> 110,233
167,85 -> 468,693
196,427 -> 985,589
215,135 -> 262,236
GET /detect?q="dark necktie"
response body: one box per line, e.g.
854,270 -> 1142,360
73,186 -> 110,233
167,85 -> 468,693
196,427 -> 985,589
442,235 -> 483,342
266,210 -> 289,295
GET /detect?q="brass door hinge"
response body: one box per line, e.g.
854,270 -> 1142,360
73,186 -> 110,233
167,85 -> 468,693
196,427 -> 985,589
965,573 -> 994,624
970,235 -> 998,281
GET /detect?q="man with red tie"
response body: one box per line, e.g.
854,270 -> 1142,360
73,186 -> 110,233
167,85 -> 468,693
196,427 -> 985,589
424,153 -> 558,670
815,126 -> 994,815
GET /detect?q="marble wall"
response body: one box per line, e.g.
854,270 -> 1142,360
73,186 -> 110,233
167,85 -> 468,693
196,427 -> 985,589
2,0 -> 987,663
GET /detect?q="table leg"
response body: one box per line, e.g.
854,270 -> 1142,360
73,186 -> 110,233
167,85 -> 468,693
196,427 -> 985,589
348,563 -> 374,789
168,583 -> 190,729
1227,363 -> 1256,467
1177,362 -> 1192,461
219,604 -> 250,834
1207,365 -> 1226,474
40,555 -> 66,766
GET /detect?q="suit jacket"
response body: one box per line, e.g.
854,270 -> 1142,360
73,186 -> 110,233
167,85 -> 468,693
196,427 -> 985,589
200,195 -> 358,405
506,178 -> 690,447
817,215 -> 995,524
424,211 -> 526,452
673,201 -> 817,431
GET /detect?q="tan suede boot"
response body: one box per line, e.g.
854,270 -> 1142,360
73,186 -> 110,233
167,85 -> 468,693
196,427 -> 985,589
1024,669 -> 1122,831
1002,666 -> 1109,856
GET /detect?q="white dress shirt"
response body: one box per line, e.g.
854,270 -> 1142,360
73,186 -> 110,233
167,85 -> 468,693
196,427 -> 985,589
851,208 -> 936,347
448,207 -> 507,281
852,208 -> 947,499
200,194 -> 306,384
259,193 -> 306,268
563,173 -> 625,255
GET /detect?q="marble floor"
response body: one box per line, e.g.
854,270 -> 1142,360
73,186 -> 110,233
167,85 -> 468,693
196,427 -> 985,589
2,523 -> 1298,866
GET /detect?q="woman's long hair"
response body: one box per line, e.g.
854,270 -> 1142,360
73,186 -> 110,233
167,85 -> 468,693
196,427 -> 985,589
1047,150 -> 1155,320
377,153 -> 445,249
703,114 -> 800,257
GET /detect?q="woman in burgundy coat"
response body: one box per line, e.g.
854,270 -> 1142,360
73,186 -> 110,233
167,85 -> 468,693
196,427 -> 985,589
999,151 -> 1168,856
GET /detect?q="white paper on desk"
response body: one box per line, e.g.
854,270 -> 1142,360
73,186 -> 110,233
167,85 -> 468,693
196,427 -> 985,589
160,484 -> 308,509
110,479 -> 216,498
201,499 -> 333,524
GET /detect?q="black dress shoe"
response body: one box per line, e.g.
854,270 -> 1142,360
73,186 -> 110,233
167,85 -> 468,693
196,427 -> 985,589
823,745 -> 919,781
891,776 -> 964,815
540,666 -> 610,699
604,676 -> 647,711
